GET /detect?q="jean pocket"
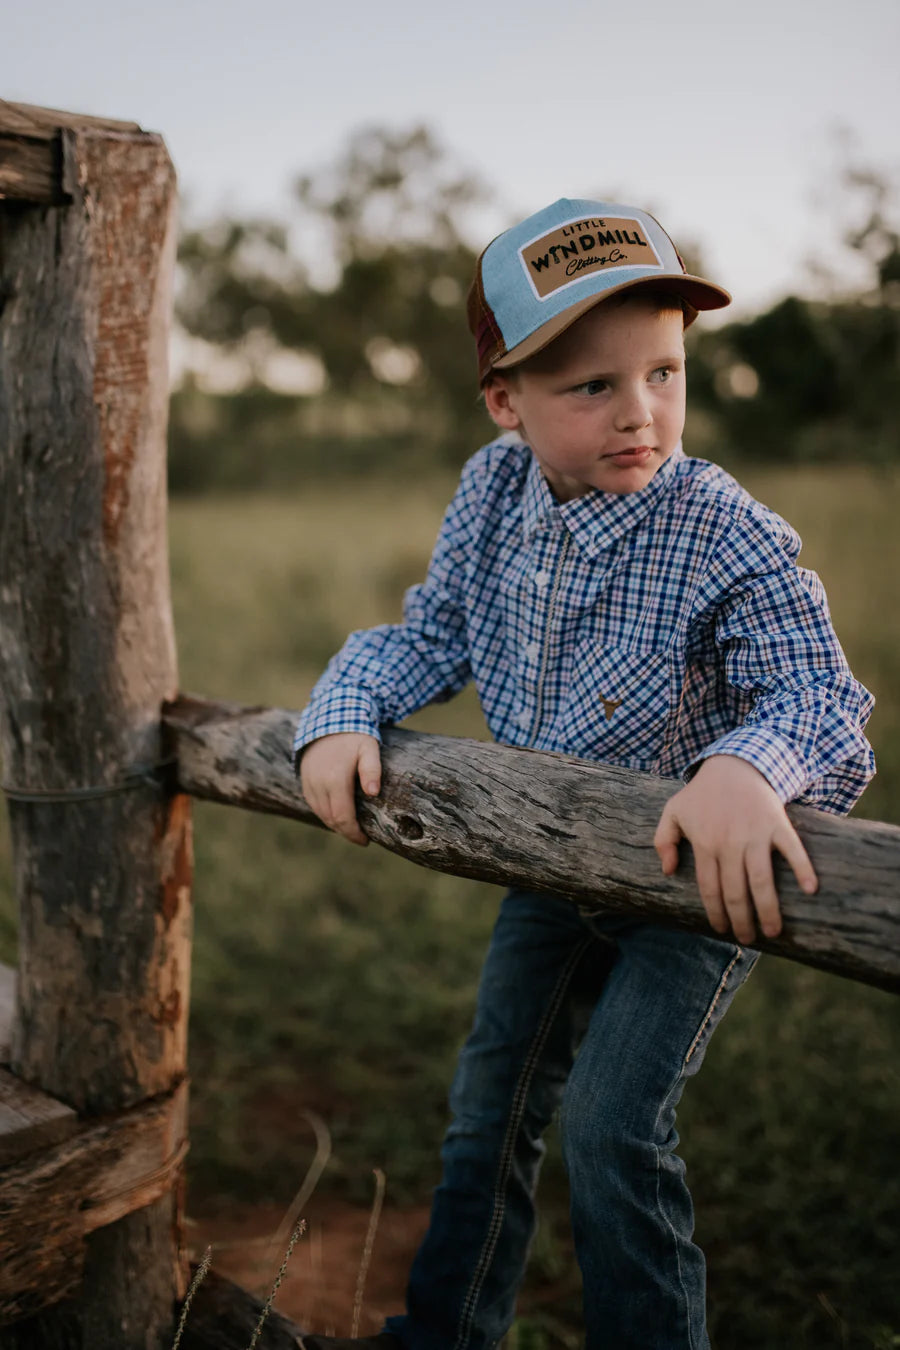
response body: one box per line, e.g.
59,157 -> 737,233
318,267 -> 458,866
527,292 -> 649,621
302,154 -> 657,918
559,640 -> 672,770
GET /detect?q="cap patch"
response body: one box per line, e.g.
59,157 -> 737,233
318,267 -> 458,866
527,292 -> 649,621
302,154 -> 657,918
520,216 -> 663,301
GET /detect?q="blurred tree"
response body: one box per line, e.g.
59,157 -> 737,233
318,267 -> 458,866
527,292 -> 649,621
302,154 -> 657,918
687,151 -> 900,465
172,126 -> 494,490
831,149 -> 900,297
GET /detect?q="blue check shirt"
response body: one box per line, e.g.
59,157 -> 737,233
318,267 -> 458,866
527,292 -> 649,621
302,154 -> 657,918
293,439 -> 875,814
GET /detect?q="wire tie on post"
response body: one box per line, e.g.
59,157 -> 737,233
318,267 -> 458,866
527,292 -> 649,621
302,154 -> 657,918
0,757 -> 178,803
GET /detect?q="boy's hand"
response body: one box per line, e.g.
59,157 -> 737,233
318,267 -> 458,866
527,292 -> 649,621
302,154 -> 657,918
299,732 -> 382,847
654,755 -> 818,944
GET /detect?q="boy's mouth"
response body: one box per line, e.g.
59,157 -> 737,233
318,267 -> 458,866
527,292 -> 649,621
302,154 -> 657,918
605,445 -> 655,464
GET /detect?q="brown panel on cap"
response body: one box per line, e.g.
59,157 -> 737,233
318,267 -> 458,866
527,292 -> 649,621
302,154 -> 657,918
520,217 -> 663,300
491,274 -> 731,373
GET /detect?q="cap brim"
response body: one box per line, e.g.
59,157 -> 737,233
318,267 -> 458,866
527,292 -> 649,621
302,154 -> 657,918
490,274 -> 731,372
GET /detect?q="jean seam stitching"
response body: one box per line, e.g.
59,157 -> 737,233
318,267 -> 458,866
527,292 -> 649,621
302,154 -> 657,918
653,947 -> 744,1350
653,1074 -> 704,1350
452,933 -> 594,1350
652,1129 -> 695,1350
683,948 -> 740,1066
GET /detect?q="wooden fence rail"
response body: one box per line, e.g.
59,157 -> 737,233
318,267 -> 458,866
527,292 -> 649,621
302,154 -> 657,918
162,693 -> 900,995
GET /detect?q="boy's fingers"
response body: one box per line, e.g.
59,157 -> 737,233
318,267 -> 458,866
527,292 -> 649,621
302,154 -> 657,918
653,805 -> 682,875
324,784 -> 369,847
331,812 -> 369,846
305,785 -> 332,832
719,854 -> 756,945
357,741 -> 382,796
694,850 -> 729,936
774,821 -> 818,895
744,843 -> 782,939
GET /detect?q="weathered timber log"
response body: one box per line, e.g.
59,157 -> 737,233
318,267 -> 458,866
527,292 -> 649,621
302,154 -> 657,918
0,101 -> 144,204
0,965 -> 80,1166
0,1301 -> 81,1350
0,109 -> 189,1345
0,1267 -> 306,1350
0,101 -> 142,138
162,694 -> 900,995
178,1268 -> 306,1350
0,133 -> 63,206
0,1083 -> 187,1323
0,963 -> 13,1062
0,1065 -> 79,1166
0,103 -> 186,1106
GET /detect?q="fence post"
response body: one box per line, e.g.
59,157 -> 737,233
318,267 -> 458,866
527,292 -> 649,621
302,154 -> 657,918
0,104 -> 190,1347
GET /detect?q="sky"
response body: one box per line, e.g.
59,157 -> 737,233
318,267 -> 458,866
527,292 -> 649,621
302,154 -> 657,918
3,0 -> 899,317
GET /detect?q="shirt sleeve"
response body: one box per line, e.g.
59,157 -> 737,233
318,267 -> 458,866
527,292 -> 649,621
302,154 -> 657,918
690,512 -> 875,815
291,454 -> 481,773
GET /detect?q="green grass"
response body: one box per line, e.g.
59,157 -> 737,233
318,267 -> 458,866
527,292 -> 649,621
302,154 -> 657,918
1,464 -> 899,1346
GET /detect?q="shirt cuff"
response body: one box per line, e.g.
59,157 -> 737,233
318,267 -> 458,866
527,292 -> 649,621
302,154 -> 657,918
687,726 -> 809,803
292,686 -> 383,775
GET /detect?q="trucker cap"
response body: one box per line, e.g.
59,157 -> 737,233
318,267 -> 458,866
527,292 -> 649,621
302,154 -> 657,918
467,198 -> 731,383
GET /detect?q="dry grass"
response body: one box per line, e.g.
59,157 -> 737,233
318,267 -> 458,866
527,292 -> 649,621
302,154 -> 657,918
351,1169 -> 386,1339
171,1246 -> 213,1350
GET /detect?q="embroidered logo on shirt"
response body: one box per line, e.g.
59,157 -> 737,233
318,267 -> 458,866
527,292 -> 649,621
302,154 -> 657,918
520,216 -> 663,301
601,697 -> 623,721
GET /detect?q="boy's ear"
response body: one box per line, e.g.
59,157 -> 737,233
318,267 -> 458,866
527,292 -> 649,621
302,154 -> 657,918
483,375 -> 523,432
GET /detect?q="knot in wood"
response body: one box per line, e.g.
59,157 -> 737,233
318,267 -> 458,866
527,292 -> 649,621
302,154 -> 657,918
395,813 -> 425,842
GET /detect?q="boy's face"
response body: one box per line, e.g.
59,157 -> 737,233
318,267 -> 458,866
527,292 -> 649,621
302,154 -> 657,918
484,297 -> 687,500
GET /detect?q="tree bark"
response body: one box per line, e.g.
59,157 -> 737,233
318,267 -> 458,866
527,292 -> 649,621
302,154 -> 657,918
0,112 -> 189,1346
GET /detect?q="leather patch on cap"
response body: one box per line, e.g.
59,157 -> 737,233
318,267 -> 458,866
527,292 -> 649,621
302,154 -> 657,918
520,216 -> 663,300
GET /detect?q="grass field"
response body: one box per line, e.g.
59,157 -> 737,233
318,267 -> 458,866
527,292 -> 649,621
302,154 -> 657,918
1,463 -> 899,1347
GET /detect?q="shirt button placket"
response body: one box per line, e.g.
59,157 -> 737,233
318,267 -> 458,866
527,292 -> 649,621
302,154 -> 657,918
519,547 -> 551,738
526,528 -> 569,747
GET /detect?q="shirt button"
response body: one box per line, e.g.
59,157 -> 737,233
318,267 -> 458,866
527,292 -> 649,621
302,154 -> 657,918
525,642 -> 540,662
517,710 -> 531,728
534,570 -> 551,590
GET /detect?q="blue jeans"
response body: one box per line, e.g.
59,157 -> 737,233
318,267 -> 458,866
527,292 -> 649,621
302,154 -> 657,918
384,890 -> 759,1350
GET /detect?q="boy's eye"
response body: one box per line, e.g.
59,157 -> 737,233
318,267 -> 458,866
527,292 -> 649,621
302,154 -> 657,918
574,379 -> 607,396
651,366 -> 675,383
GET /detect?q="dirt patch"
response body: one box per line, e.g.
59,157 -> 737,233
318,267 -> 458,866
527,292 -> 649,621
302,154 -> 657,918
187,1196 -> 432,1338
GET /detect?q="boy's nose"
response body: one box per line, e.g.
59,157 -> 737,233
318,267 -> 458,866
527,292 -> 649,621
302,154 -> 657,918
614,390 -> 652,432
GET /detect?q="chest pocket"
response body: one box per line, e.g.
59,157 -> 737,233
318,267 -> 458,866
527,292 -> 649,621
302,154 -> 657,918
559,639 -> 674,771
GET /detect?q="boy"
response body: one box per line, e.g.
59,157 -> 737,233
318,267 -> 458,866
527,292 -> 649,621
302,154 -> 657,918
292,199 -> 875,1349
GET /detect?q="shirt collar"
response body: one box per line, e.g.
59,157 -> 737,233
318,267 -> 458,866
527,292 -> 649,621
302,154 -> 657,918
521,443 -> 686,557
